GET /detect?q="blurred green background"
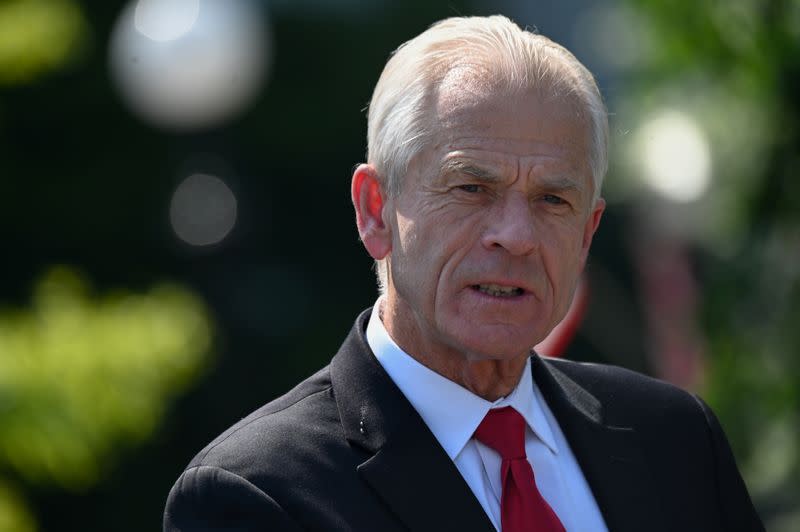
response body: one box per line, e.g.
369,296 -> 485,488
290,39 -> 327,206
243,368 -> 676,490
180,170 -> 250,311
0,0 -> 797,530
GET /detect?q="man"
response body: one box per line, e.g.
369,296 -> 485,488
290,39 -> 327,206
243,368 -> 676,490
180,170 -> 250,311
164,16 -> 763,531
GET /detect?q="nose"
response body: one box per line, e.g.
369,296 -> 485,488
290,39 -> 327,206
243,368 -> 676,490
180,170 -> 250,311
480,192 -> 538,256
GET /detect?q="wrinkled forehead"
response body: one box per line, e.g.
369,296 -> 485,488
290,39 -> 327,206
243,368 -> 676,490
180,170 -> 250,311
432,78 -> 593,160
411,74 -> 596,201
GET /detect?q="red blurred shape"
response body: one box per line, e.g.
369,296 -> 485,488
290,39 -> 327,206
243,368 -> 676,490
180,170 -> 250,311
535,275 -> 589,358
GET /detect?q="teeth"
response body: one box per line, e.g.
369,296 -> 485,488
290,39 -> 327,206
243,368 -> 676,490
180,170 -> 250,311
475,284 -> 523,297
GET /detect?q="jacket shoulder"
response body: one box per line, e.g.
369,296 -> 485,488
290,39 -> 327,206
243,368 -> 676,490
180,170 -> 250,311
187,364 -> 340,472
541,357 -> 702,416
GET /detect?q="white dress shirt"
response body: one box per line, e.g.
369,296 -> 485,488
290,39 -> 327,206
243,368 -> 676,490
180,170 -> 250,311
366,301 -> 608,532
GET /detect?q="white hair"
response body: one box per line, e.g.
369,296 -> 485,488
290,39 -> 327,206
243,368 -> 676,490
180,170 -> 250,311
365,15 -> 609,293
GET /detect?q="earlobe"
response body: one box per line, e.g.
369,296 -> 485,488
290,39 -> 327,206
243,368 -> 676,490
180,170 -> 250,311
352,164 -> 392,260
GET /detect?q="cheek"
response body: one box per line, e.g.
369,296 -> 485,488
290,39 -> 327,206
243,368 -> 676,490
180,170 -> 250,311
542,223 -> 587,282
552,216 -> 588,252
392,218 -> 436,293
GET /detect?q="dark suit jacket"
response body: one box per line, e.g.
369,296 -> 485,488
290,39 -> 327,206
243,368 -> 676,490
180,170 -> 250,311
164,309 -> 764,531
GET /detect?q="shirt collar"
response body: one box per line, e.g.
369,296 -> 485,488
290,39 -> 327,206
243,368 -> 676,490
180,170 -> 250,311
366,299 -> 559,459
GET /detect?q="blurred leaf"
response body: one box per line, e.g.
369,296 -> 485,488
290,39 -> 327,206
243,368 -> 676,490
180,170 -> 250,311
0,267 -> 213,490
0,480 -> 36,532
0,0 -> 89,85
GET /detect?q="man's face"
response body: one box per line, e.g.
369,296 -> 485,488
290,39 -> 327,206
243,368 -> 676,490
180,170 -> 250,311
379,83 -> 604,364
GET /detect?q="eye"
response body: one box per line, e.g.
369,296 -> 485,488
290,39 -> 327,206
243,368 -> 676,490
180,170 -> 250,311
457,184 -> 482,193
542,194 -> 566,205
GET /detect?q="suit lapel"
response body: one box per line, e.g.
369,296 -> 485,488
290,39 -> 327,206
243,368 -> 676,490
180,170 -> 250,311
356,429 -> 494,532
331,310 -> 669,532
331,310 -> 494,532
531,355 -> 670,532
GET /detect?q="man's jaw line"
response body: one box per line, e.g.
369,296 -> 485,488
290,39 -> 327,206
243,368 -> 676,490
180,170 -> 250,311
382,285 -> 536,400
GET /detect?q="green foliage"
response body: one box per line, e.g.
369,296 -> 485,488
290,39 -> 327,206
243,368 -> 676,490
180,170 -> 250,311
702,226 -> 800,529
0,0 -> 89,85
0,267 -> 213,530
0,481 -> 35,532
618,0 -> 800,528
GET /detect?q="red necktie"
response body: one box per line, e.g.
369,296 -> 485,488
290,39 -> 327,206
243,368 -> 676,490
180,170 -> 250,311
474,406 -> 565,532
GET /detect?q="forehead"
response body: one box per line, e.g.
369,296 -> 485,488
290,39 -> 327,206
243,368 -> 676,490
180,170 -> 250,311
437,74 -> 588,140
429,81 -> 593,180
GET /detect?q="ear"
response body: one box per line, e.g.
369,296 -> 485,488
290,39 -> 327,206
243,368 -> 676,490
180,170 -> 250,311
579,197 -> 605,266
352,164 -> 392,260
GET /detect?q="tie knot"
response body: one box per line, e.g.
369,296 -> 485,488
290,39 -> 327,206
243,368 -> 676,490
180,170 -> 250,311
474,406 -> 527,460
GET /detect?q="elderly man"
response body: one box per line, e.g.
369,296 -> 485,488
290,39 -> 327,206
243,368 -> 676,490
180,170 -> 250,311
164,16 -> 763,532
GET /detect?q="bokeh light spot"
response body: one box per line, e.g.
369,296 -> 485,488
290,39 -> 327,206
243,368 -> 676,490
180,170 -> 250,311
109,0 -> 269,130
134,0 -> 199,42
636,109 -> 712,203
170,174 -> 237,246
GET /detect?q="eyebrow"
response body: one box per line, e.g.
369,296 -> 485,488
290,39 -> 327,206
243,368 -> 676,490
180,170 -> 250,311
538,176 -> 584,194
441,159 -> 586,195
439,160 -> 500,183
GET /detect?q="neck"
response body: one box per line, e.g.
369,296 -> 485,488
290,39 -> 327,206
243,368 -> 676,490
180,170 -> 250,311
379,300 -> 530,402
450,357 -> 529,401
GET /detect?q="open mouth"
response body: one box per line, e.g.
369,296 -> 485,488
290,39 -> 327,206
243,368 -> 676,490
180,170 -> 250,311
472,284 -> 525,297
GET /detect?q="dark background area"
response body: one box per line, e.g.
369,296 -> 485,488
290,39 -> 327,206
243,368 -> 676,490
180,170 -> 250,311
1,0 -> 797,530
